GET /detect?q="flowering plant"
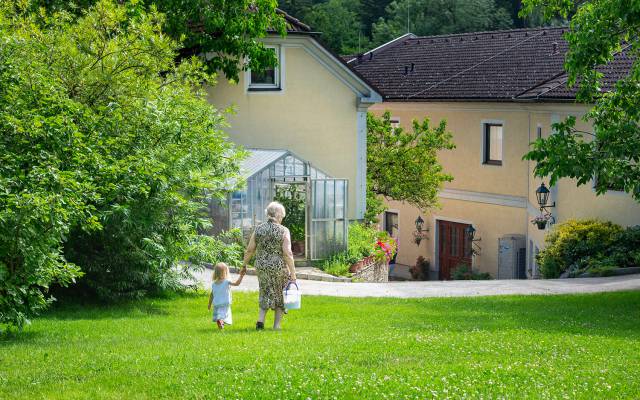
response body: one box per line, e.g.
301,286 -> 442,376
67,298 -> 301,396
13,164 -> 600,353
531,215 -> 549,224
373,233 -> 397,263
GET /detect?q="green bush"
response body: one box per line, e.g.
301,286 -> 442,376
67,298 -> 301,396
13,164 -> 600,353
451,264 -> 492,280
319,223 -> 380,276
0,1 -> 241,327
538,219 -> 625,278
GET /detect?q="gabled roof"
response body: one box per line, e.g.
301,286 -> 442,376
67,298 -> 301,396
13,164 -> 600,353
275,8 -> 314,33
241,149 -> 288,179
349,27 -> 633,102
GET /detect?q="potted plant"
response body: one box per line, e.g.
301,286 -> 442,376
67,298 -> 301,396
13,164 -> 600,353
373,233 -> 398,264
531,215 -> 548,230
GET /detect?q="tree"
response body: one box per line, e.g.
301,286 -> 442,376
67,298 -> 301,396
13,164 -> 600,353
372,0 -> 513,45
366,112 -> 455,223
31,0 -> 286,81
0,0 -> 242,328
521,0 -> 640,200
306,0 -> 368,55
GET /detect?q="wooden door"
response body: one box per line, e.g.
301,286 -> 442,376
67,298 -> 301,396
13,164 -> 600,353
438,220 -> 472,280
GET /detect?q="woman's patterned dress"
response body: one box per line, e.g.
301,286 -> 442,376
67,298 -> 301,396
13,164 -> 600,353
254,220 -> 290,310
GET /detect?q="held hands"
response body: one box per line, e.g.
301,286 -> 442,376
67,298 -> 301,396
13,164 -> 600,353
240,266 -> 247,276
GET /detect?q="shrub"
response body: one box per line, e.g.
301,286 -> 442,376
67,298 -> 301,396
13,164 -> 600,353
319,223 -> 382,276
0,1 -> 241,326
538,219 -> 624,278
410,256 -> 431,280
451,264 -> 492,280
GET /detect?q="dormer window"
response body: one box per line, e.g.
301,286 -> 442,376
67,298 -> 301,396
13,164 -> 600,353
248,46 -> 281,91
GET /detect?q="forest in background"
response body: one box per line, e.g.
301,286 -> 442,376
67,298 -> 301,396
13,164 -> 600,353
280,0 -> 562,55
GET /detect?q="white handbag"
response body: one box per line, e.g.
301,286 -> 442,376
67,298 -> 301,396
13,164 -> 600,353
283,281 -> 301,310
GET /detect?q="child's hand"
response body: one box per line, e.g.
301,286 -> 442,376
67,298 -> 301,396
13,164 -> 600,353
207,304 -> 211,311
240,266 -> 247,276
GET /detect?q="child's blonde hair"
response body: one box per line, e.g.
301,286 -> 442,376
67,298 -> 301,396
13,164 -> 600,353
213,262 -> 229,282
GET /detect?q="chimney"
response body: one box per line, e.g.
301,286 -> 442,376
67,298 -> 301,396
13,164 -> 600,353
410,63 -> 415,72
404,65 -> 409,75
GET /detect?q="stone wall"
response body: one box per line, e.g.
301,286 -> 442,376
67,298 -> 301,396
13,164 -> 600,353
353,261 -> 389,282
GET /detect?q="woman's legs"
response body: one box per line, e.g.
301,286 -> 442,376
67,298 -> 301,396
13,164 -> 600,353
273,308 -> 284,330
258,307 -> 267,323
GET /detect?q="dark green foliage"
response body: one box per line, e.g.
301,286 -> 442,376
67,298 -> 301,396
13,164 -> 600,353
274,184 -> 306,242
30,0 -> 286,81
522,0 -> 640,201
367,112 -> 455,211
305,0 -> 368,55
451,264 -> 492,280
0,0 -> 243,326
537,219 -> 640,278
319,223 -> 380,276
410,256 -> 430,280
372,0 -> 514,45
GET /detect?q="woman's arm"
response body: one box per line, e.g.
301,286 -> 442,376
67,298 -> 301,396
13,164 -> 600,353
242,231 -> 256,268
282,228 -> 297,281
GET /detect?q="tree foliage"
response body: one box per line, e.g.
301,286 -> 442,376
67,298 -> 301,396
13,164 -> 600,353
305,0 -> 367,55
522,0 -> 640,201
366,112 -> 455,217
0,0 -> 242,328
30,0 -> 287,81
372,0 -> 514,44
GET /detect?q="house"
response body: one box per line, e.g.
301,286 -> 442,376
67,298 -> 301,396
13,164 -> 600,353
348,28 -> 640,279
206,11 -> 381,261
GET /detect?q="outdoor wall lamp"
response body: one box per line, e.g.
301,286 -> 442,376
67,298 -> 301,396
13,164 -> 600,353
413,215 -> 429,246
465,224 -> 482,256
535,182 -> 555,212
533,182 -> 556,230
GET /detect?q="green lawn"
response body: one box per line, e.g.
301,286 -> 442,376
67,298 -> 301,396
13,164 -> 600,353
2,291 -> 640,399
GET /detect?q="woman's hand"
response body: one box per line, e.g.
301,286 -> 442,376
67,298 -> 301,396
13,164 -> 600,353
240,266 -> 247,276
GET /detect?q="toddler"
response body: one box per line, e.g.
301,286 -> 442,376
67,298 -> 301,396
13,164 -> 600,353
208,263 -> 246,329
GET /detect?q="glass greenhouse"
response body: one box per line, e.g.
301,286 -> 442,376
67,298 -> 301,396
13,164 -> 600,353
210,149 -> 348,261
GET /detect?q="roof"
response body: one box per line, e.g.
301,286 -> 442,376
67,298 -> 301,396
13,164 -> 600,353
240,149 -> 288,178
349,27 -> 633,102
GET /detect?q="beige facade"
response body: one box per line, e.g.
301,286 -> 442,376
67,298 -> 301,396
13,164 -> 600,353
371,101 -> 640,279
206,34 -> 380,221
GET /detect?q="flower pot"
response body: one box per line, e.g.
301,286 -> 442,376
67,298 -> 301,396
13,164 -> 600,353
536,220 -> 547,230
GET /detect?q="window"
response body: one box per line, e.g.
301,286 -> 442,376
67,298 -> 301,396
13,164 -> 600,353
483,123 -> 503,165
594,174 -> 625,193
248,46 -> 280,90
536,125 -> 542,139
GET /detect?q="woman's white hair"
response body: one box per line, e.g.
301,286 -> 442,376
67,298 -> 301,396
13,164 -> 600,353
266,201 -> 286,220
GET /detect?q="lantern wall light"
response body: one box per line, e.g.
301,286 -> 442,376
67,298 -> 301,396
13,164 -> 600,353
464,224 -> 482,256
535,182 -> 555,212
413,215 -> 429,246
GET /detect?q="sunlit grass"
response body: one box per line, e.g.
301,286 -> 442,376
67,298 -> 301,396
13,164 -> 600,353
1,291 -> 639,399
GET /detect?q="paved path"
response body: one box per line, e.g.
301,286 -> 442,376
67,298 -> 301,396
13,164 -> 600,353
192,269 -> 640,298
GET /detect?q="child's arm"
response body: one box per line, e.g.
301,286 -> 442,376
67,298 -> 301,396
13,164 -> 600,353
207,291 -> 213,310
230,268 -> 246,286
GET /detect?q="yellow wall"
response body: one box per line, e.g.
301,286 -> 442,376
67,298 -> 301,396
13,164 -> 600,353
373,101 -> 640,278
207,44 -> 361,219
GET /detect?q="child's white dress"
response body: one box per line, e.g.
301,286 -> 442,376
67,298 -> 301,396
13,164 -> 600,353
212,279 -> 233,325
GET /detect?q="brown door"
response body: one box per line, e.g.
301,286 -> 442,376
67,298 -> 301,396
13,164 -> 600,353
438,220 -> 472,280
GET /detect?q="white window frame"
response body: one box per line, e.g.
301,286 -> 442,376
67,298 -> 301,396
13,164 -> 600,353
480,119 -> 504,167
247,45 -> 282,91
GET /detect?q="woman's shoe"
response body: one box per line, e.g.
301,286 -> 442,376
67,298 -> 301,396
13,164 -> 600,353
256,321 -> 265,331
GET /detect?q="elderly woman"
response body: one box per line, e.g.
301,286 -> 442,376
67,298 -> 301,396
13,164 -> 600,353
242,201 -> 297,330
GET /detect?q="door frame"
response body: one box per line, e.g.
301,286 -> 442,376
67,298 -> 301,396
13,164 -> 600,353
433,216 -> 476,278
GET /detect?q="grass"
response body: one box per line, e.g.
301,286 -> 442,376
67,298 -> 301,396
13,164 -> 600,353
2,291 -> 640,399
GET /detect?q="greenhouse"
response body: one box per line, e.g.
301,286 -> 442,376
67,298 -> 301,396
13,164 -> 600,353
210,149 -> 348,261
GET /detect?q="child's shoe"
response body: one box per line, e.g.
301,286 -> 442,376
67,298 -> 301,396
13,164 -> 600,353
216,320 -> 224,330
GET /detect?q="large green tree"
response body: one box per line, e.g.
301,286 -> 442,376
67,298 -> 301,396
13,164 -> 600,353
0,0 -> 242,329
32,0 -> 286,80
366,112 -> 455,223
522,0 -> 640,200
372,0 -> 513,45
306,0 -> 367,55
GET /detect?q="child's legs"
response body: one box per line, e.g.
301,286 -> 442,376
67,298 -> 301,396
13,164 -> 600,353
257,307 -> 267,323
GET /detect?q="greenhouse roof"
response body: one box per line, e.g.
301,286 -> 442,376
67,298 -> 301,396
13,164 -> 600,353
240,149 -> 288,178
